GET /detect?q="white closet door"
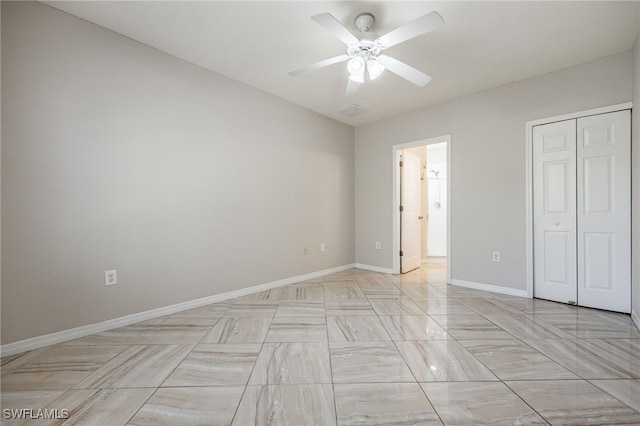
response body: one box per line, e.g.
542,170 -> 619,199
577,110 -> 631,313
533,119 -> 578,304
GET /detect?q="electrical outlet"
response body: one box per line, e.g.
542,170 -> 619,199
375,241 -> 381,250
320,243 -> 325,252
492,252 -> 500,262
304,246 -> 309,255
105,269 -> 118,286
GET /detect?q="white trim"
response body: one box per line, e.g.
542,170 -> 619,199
451,279 -> 528,298
632,310 -> 640,333
355,263 -> 394,274
392,135 -> 452,283
525,115 -> 534,298
0,264 -> 355,357
526,103 -> 632,129
525,102 -> 632,299
446,139 -> 452,283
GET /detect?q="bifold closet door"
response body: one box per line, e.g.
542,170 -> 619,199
533,110 -> 631,313
576,110 -> 631,313
533,119 -> 578,305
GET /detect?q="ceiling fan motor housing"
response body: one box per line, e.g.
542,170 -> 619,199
349,13 -> 381,62
348,39 -> 380,60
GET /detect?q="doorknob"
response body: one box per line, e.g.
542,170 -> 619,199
419,216 -> 424,220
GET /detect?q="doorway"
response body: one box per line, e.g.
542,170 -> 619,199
393,135 -> 451,281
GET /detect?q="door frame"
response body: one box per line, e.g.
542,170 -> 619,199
524,102 -> 632,298
392,135 -> 452,280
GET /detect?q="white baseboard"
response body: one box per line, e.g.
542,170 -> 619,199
354,263 -> 394,275
450,279 -> 528,298
632,310 -> 640,333
0,264 -> 355,357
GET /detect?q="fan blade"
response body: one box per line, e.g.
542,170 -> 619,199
376,11 -> 444,49
311,13 -> 359,45
345,79 -> 361,96
377,55 -> 432,87
288,54 -> 350,77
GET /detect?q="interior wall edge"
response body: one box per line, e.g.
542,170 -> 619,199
631,28 -> 640,333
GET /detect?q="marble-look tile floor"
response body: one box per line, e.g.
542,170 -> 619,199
2,259 -> 640,425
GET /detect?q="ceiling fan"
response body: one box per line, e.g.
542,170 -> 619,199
289,11 -> 444,95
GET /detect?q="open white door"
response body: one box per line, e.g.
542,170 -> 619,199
401,150 -> 421,273
577,110 -> 631,313
533,119 -> 578,304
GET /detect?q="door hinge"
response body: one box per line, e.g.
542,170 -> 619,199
399,160 -> 403,167
399,205 -> 404,212
400,251 -> 404,256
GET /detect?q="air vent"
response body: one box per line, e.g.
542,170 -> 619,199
337,104 -> 366,117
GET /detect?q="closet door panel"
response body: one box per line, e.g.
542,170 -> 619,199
577,110 -> 631,313
533,119 -> 577,304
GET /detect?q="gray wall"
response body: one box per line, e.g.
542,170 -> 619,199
355,51 -> 633,291
1,2 -> 354,344
633,32 -> 640,325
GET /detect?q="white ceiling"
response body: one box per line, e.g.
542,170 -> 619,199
44,1 -> 640,126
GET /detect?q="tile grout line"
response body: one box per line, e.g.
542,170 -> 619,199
385,274 -> 447,425
322,278 -> 340,426
439,290 -> 555,424
228,295 -> 275,426
586,379 -> 640,415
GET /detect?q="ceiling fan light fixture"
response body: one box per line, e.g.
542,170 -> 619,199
367,59 -> 384,80
347,57 -> 365,83
347,57 -> 364,73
